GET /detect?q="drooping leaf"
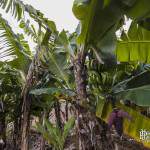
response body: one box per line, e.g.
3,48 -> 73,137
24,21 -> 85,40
113,71 -> 150,106
0,0 -> 24,21
0,14 -> 31,72
72,0 -> 121,45
39,46 -> 72,88
72,0 -> 150,63
116,85 -> 150,106
97,101 -> 150,148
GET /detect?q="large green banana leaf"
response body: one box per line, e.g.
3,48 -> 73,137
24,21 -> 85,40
116,22 -> 150,63
72,0 -> 150,62
96,101 -> 150,148
112,71 -> 150,106
39,30 -> 76,89
72,0 -> 150,44
115,85 -> 150,106
72,0 -> 122,61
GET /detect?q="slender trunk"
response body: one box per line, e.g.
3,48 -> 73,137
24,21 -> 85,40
39,110 -> 48,150
21,92 -> 31,150
40,136 -> 45,150
13,99 -> 23,150
0,112 -> 6,149
13,117 -> 20,149
54,101 -> 62,130
20,50 -> 40,150
20,29 -> 51,150
65,101 -> 68,122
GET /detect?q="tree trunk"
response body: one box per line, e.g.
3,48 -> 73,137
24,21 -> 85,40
13,98 -> 23,150
73,51 -> 87,103
54,101 -> 62,130
20,48 -> 41,150
20,29 -> 52,150
39,110 -> 47,150
40,136 -> 45,150
13,116 -> 20,149
72,50 -> 114,150
21,91 -> 31,150
72,51 -> 87,150
65,101 -> 68,122
0,111 -> 6,149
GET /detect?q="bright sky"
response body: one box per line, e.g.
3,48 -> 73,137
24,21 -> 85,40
0,0 -> 78,32
24,0 -> 78,32
0,0 -> 79,57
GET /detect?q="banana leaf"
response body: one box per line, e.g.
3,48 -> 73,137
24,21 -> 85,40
112,71 -> 150,106
115,85 -> 150,106
96,101 -> 150,148
116,22 -> 150,63
72,0 -> 122,62
72,0 -> 150,63
36,117 -> 75,150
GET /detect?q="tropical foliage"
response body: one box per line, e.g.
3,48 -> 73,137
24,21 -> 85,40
0,0 -> 150,150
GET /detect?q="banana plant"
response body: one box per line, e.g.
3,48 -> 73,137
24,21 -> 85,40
92,62 -> 150,148
72,0 -> 150,105
0,0 -> 61,146
36,117 -> 75,150
0,64 -> 24,148
1,0 -> 150,149
72,2 -> 150,148
71,0 -> 150,112
88,57 -> 150,107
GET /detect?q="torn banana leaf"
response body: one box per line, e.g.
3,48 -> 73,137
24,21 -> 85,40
96,101 -> 150,148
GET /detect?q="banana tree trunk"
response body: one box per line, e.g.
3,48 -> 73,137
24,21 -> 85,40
21,92 -> 31,150
73,51 -> 87,102
20,29 -> 51,150
20,47 -> 41,150
72,51 -> 87,150
54,101 -> 62,130
13,99 -> 23,150
0,111 -> 6,149
65,101 -> 68,122
13,116 -> 21,149
39,110 -> 47,150
72,51 -> 114,150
